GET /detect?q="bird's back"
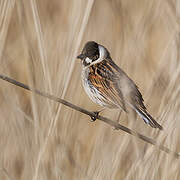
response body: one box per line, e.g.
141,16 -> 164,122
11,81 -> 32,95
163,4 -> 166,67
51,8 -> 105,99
78,41 -> 163,129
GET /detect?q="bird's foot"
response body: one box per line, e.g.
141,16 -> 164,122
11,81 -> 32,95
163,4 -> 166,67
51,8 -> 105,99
90,111 -> 100,122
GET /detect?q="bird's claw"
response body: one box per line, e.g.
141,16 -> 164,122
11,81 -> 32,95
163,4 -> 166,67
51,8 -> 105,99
90,111 -> 100,122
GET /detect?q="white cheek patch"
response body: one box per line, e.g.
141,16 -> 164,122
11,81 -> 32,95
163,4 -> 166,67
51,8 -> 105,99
98,45 -> 106,60
85,57 -> 92,64
83,45 -> 107,69
89,45 -> 106,66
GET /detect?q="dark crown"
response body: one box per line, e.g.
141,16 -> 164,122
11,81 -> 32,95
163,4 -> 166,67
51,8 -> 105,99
82,41 -> 99,60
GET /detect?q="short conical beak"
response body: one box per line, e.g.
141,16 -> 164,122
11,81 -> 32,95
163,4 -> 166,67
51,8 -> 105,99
77,54 -> 85,60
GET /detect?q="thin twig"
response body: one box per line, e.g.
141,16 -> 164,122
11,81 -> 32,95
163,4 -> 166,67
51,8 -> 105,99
0,74 -> 179,159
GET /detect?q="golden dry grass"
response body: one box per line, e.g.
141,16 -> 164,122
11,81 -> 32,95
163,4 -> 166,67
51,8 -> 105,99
0,0 -> 180,179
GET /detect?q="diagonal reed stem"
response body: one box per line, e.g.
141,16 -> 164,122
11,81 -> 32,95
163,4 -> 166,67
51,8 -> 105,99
0,74 -> 179,159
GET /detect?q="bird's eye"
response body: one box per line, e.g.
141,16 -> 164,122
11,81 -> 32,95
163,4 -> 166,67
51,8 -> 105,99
92,54 -> 99,61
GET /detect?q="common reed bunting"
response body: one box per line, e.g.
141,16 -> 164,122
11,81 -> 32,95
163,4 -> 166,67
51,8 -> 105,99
77,41 -> 163,130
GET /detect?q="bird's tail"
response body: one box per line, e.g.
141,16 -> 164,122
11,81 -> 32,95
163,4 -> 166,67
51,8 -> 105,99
135,108 -> 163,130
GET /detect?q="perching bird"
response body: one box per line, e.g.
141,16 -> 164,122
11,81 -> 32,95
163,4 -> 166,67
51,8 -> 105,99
77,41 -> 163,130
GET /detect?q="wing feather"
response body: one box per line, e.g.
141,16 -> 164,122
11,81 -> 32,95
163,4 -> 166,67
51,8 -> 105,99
86,58 -> 163,129
88,60 -> 127,111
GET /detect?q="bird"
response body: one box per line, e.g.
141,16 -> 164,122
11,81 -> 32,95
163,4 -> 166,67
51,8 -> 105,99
77,41 -> 163,130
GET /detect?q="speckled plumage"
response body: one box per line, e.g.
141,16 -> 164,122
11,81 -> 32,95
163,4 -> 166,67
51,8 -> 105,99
77,41 -> 163,130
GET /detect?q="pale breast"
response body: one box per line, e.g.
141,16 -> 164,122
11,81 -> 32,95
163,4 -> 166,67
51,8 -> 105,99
81,68 -> 117,108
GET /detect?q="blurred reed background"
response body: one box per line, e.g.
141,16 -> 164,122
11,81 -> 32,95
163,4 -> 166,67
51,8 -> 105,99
0,0 -> 180,179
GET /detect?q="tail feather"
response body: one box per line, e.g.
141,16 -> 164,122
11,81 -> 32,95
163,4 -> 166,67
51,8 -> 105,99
135,108 -> 163,130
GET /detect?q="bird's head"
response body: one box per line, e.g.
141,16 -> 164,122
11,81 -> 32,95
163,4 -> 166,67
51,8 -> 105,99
77,41 -> 109,67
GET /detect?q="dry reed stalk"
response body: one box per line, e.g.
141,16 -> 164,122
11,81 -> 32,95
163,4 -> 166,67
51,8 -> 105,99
0,0 -> 15,59
0,0 -> 180,179
0,74 -> 179,159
